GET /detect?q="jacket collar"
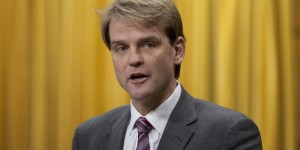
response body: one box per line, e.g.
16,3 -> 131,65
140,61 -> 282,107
104,106 -> 130,150
157,86 -> 197,150
103,86 -> 197,150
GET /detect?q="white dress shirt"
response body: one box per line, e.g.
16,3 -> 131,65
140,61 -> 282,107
123,83 -> 182,150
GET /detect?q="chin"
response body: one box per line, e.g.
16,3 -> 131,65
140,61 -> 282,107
129,90 -> 153,101
130,93 -> 149,101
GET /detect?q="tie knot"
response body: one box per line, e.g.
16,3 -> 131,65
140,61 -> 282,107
135,117 -> 153,134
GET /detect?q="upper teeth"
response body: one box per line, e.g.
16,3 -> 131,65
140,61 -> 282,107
132,74 -> 144,79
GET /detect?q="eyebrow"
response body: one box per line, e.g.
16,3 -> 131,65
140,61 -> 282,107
139,36 -> 162,44
110,35 -> 162,46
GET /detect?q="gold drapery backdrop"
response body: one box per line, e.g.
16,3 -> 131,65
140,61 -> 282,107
0,0 -> 298,149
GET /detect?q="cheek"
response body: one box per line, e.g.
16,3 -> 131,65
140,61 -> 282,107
153,54 -> 174,72
113,62 -> 124,73
112,55 -> 125,69
112,60 -> 124,77
112,62 -> 127,88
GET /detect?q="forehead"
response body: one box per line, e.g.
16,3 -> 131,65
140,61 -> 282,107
109,17 -> 167,40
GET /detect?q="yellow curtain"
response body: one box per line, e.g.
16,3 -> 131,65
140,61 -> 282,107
0,0 -> 298,150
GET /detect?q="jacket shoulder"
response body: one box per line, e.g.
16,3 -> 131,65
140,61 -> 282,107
189,98 -> 262,149
77,105 -> 130,131
193,98 -> 246,121
72,105 -> 130,150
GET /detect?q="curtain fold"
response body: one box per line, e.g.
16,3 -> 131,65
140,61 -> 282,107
0,0 -> 298,149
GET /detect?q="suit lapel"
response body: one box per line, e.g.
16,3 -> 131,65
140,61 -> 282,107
157,87 -> 197,150
102,106 -> 130,150
107,121 -> 129,150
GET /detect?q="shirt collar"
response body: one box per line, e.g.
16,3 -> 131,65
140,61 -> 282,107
127,82 -> 182,134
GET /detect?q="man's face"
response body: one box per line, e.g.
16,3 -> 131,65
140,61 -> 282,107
109,17 -> 185,103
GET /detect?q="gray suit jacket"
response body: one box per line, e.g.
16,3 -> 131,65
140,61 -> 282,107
72,87 -> 262,150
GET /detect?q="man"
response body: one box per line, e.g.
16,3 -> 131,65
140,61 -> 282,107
72,0 -> 262,149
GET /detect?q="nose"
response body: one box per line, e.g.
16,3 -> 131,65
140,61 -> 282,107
128,49 -> 143,67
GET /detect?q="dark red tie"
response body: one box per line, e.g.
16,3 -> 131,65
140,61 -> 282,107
135,117 -> 153,150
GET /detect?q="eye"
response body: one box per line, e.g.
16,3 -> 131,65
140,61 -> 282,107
114,45 -> 128,52
144,42 -> 155,49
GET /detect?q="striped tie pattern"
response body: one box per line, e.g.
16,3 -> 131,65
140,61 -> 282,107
135,117 -> 153,150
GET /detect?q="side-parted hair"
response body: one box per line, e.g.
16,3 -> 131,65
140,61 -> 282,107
99,0 -> 185,79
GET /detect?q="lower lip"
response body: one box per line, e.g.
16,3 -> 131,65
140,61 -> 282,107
129,77 -> 149,84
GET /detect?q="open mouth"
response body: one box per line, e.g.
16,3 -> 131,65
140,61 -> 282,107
130,73 -> 148,81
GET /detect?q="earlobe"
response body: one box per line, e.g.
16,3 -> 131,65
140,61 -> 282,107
174,36 -> 186,65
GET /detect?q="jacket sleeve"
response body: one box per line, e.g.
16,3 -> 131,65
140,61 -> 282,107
220,117 -> 263,150
72,127 -> 79,150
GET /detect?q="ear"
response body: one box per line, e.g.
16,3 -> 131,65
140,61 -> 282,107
173,36 -> 186,65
